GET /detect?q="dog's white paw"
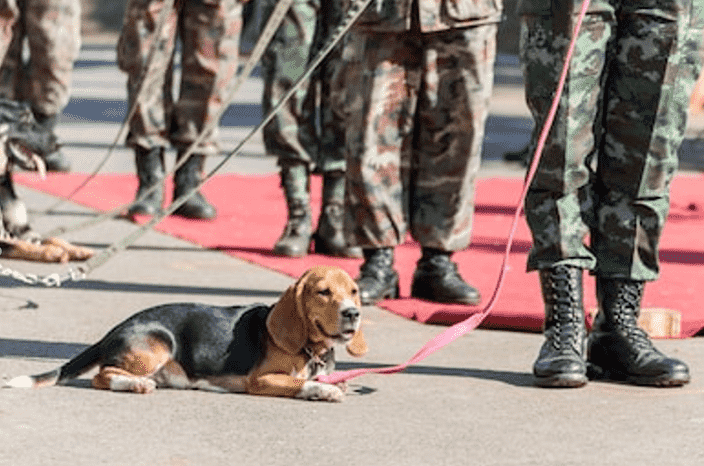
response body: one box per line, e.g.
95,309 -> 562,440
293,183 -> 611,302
297,381 -> 344,402
109,375 -> 157,394
4,375 -> 33,388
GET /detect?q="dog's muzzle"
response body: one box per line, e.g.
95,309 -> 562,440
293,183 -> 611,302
339,305 -> 361,340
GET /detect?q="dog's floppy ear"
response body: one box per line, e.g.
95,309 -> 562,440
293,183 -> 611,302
346,327 -> 368,357
266,272 -> 310,354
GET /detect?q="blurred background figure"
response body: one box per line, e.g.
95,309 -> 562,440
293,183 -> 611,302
119,0 -> 243,220
0,0 -> 81,172
263,0 -> 361,258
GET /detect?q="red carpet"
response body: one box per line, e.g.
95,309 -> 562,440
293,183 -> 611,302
15,172 -> 704,338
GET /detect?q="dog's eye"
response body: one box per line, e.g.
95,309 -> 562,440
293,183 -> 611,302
351,288 -> 358,296
317,288 -> 332,297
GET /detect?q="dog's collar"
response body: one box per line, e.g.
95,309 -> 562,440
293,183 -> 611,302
303,345 -> 333,374
303,345 -> 328,364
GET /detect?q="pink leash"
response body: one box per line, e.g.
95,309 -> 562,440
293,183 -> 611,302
318,0 -> 592,385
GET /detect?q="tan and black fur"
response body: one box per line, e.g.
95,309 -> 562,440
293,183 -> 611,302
5,266 -> 367,402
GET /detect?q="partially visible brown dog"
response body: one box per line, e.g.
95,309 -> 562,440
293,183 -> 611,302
6,266 -> 367,402
0,99 -> 92,263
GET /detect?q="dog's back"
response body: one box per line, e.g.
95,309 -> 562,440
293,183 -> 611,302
5,303 -> 272,389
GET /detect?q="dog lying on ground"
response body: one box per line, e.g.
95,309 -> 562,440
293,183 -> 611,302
5,266 -> 367,401
0,99 -> 92,262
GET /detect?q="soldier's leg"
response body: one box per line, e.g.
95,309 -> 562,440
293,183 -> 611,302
21,0 -> 80,171
0,0 -> 18,62
343,28 -> 420,304
117,0 -> 178,214
522,12 -> 613,388
586,2 -> 700,387
171,0 -> 241,220
260,0 -> 319,255
0,11 -> 22,102
311,0 -> 361,258
408,24 -> 496,305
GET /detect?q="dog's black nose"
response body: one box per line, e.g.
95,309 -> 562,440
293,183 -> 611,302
341,307 -> 360,320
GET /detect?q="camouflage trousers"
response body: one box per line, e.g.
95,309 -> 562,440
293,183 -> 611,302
0,0 -> 81,117
118,0 -> 242,155
261,0 -> 347,172
342,24 -> 497,250
522,0 -> 704,280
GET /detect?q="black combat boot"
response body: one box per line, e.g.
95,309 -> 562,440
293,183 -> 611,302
587,277 -> 690,386
410,248 -> 481,305
313,170 -> 362,258
172,152 -> 217,220
34,112 -> 71,172
273,163 -> 312,257
356,247 -> 399,305
127,146 -> 165,217
533,265 -> 588,388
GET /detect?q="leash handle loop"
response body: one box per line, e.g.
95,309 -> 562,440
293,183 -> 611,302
318,0 -> 593,385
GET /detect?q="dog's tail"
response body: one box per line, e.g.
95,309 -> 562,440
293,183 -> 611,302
4,343 -> 103,389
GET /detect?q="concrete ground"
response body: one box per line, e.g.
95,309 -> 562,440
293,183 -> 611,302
1,41 -> 704,466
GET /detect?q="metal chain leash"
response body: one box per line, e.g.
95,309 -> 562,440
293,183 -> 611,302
0,259 -> 85,286
1,0 -> 374,286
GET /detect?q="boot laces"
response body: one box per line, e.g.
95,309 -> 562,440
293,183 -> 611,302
545,269 -> 584,352
611,283 -> 653,352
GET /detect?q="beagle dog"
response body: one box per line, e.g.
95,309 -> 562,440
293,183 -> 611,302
0,98 -> 92,263
5,266 -> 367,402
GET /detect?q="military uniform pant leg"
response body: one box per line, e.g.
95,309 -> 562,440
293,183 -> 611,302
261,0 -> 319,166
593,2 -> 700,280
315,0 -> 347,173
21,0 -> 80,116
343,28 -> 422,248
118,0 -> 179,150
171,0 -> 241,156
523,12 -> 613,273
410,24 -> 496,251
0,0 -> 20,94
0,0 -> 79,116
524,3 -> 703,281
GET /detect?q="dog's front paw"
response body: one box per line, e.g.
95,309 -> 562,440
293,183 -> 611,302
109,375 -> 157,394
42,237 -> 94,261
297,381 -> 344,402
1,238 -> 69,263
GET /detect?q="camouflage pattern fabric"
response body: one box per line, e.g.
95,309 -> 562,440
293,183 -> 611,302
261,0 -> 350,173
0,0 -> 80,118
261,0 -> 320,168
311,0 -> 349,173
521,0 -> 704,280
354,0 -> 502,33
0,0 -> 17,54
117,0 -> 242,155
342,22 -> 498,250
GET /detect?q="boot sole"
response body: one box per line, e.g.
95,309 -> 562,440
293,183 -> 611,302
360,283 -> 400,306
126,205 -> 160,217
534,373 -> 588,388
272,245 -> 310,257
410,294 -> 481,306
312,236 -> 363,259
587,364 -> 690,387
172,209 -> 217,220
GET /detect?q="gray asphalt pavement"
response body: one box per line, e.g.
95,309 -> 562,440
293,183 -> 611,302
1,41 -> 704,466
